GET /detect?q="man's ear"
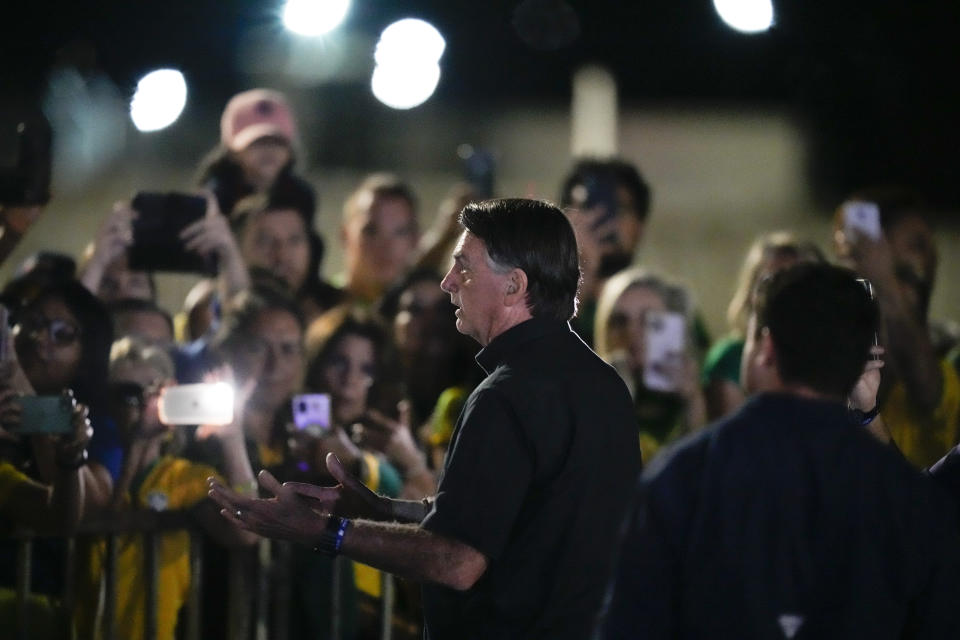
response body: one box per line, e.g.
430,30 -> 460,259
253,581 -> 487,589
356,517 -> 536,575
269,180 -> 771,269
504,268 -> 528,306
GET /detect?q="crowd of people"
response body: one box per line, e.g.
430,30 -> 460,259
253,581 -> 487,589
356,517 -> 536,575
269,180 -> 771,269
2,86 -> 960,639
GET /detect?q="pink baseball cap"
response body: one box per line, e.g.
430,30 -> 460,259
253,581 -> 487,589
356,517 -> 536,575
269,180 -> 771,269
220,89 -> 297,152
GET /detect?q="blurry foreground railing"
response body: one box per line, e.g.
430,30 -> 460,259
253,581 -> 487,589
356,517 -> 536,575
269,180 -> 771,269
6,512 -> 396,640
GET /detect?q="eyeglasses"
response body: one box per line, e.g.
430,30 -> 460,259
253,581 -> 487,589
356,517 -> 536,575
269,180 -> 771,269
15,314 -> 82,346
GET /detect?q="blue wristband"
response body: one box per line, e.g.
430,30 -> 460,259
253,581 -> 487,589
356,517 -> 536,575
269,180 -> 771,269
334,517 -> 350,554
314,516 -> 351,556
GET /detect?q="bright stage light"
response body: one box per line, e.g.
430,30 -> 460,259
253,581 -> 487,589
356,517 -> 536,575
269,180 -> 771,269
283,0 -> 351,37
713,0 -> 774,34
371,62 -> 441,110
130,69 -> 187,132
371,18 -> 446,110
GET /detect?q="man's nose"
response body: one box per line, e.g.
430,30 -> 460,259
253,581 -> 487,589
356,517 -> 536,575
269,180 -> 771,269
440,271 -> 456,293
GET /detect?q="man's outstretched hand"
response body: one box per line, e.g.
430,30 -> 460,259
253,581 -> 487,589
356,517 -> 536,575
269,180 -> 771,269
285,453 -> 391,522
208,469 -> 328,547
208,454 -> 392,544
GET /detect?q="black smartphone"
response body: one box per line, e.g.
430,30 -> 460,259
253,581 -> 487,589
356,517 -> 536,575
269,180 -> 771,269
581,172 -> 619,243
856,277 -> 882,360
129,192 -> 215,275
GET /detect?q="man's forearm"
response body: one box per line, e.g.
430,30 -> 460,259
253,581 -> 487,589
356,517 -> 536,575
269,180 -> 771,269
339,519 -> 486,591
884,308 -> 943,411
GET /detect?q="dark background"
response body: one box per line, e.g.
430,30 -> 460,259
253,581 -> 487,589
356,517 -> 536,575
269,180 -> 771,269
3,0 -> 959,209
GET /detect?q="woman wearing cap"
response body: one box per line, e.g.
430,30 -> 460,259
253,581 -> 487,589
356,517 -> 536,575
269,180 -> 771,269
195,88 -> 317,220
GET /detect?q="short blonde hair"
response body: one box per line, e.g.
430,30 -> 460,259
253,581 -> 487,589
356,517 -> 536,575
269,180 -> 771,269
109,336 -> 175,381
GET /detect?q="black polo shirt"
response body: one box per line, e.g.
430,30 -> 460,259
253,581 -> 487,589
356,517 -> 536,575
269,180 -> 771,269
421,316 -> 640,639
602,392 -> 960,639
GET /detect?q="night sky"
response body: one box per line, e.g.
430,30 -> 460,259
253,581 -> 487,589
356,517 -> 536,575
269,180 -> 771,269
4,0 -> 960,209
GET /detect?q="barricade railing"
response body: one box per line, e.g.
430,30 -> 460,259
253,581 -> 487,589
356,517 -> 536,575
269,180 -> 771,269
5,512 -> 398,640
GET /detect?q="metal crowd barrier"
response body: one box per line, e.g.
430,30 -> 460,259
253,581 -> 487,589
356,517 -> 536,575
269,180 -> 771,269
6,513 -> 397,640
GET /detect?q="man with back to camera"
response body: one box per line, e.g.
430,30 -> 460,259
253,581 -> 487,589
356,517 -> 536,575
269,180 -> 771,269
209,198 -> 641,638
600,262 -> 960,639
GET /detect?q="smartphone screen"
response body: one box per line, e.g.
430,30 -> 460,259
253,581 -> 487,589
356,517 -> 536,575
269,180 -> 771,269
13,395 -> 74,435
643,311 -> 686,393
129,192 -> 215,274
843,200 -> 882,241
292,394 -> 331,436
159,382 -> 234,426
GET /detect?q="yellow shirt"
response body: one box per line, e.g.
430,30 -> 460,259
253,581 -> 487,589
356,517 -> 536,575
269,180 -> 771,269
354,451 -> 387,598
75,456 -> 220,640
0,461 -> 30,509
884,359 -> 960,468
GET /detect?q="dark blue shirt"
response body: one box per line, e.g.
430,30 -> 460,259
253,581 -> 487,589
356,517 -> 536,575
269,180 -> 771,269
602,392 -> 960,639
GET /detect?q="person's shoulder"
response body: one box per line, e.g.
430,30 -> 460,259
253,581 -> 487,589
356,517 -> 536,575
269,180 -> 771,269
642,396 -> 773,481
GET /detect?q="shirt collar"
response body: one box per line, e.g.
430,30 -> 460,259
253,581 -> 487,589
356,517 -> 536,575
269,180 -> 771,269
744,391 -> 849,422
475,316 -> 571,374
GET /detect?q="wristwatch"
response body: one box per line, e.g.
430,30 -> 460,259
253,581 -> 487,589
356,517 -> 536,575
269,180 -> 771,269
312,516 -> 350,557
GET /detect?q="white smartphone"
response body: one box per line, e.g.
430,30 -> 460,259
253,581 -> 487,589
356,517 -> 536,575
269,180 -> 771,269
842,200 -> 882,240
643,310 -> 686,393
159,382 -> 234,426
292,394 -> 331,437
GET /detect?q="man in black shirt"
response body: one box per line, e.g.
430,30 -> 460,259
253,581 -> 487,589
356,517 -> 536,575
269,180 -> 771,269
211,198 -> 640,639
601,263 -> 960,639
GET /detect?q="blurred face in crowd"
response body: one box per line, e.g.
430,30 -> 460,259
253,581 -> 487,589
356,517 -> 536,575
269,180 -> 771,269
343,193 -> 418,297
235,136 -> 291,191
318,333 -> 376,426
604,284 -> 667,372
98,256 -> 153,304
14,295 -> 83,394
231,309 -> 304,412
569,182 -> 645,277
441,232 -> 512,346
241,208 -> 311,292
110,359 -> 169,442
114,310 -> 173,346
394,278 -> 454,360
